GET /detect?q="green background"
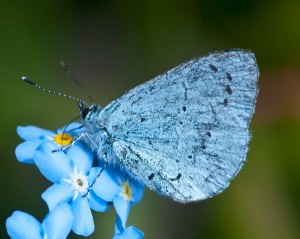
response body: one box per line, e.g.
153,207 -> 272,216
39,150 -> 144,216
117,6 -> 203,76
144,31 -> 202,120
1,1 -> 300,238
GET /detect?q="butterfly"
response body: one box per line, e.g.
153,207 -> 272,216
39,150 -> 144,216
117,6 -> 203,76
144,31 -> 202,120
77,49 -> 259,203
23,49 -> 259,203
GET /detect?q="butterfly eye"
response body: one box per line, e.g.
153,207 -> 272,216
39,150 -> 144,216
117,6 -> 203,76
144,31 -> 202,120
81,107 -> 90,119
91,105 -> 97,112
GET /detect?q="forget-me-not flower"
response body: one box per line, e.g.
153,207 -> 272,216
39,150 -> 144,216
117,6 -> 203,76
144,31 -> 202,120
34,141 -> 108,236
15,123 -> 84,164
9,123 -> 145,238
92,167 -> 144,229
6,203 -> 74,239
113,224 -> 144,239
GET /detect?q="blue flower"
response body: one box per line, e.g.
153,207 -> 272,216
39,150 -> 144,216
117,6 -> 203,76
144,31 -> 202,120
12,124 -> 145,238
15,123 -> 84,164
92,167 -> 144,229
6,203 -> 74,239
113,225 -> 144,239
114,215 -> 144,239
34,142 -> 108,236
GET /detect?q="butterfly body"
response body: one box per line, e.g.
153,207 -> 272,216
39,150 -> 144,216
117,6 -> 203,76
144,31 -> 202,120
81,49 -> 259,203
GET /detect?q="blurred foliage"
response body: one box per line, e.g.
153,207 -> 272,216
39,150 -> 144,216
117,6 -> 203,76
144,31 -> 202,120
1,0 -> 300,238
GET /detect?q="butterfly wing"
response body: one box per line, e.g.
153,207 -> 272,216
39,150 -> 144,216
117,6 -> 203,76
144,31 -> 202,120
99,49 -> 259,203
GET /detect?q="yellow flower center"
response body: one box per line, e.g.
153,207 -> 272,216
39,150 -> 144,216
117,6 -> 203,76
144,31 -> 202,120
54,133 -> 73,146
121,181 -> 132,202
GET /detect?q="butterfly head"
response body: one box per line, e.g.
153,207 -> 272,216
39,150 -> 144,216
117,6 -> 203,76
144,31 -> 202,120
78,101 -> 98,120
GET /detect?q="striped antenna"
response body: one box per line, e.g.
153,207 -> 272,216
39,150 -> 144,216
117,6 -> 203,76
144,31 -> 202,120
21,76 -> 89,106
60,61 -> 94,104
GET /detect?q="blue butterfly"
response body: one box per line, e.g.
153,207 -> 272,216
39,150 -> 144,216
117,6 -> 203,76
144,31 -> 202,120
23,49 -> 259,203
78,49 -> 259,203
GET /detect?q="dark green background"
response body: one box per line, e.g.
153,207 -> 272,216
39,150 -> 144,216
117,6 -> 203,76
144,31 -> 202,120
1,1 -> 300,238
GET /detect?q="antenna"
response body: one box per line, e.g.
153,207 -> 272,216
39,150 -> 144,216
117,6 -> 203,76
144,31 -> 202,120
21,76 -> 89,106
60,61 -> 94,104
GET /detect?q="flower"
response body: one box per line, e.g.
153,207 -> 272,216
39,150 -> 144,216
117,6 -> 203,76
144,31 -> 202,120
11,124 -> 145,238
113,224 -> 144,239
15,123 -> 84,164
6,203 -> 74,239
92,167 -> 144,229
34,142 -> 108,236
114,214 -> 144,238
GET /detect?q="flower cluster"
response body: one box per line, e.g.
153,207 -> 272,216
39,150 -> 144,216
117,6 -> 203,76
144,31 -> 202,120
6,123 -> 144,239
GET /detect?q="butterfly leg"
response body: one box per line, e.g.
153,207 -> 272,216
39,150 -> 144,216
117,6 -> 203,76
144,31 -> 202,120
82,162 -> 108,198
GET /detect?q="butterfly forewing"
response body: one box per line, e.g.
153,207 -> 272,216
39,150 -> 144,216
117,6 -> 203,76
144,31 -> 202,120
95,49 -> 259,203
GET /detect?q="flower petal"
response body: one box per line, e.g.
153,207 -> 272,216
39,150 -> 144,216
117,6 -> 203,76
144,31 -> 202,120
114,215 -> 124,235
42,182 -> 74,212
42,203 -> 74,239
15,139 -> 44,164
67,144 -> 94,175
130,180 -> 144,205
113,195 -> 131,229
89,190 -> 109,212
34,142 -> 73,182
113,225 -> 144,239
17,125 -> 55,140
72,196 -> 94,236
92,167 -> 120,202
6,211 -> 42,239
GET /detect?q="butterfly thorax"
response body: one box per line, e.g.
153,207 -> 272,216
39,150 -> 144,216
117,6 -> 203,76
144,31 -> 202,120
81,104 -> 116,164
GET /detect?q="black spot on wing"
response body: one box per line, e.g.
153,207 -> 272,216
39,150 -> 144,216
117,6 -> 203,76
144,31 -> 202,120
170,173 -> 182,181
225,85 -> 232,95
226,72 -> 232,81
209,64 -> 218,72
148,173 -> 155,180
